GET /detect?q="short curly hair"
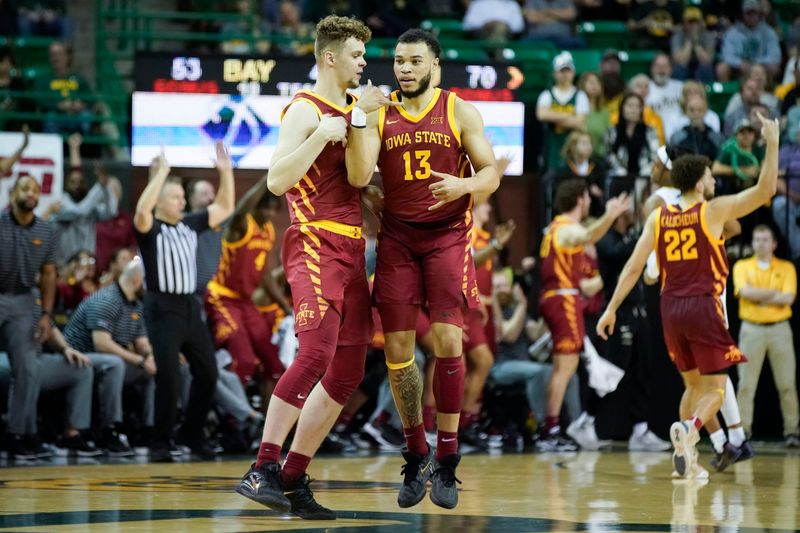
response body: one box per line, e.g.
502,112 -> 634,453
671,155 -> 712,194
315,15 -> 371,58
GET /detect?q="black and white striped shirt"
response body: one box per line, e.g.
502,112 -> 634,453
0,210 -> 57,294
64,283 -> 147,353
134,212 -> 209,295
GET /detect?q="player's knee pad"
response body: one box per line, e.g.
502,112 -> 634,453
273,326 -> 338,408
321,344 -> 367,405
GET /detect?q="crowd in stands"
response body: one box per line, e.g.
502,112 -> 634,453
1,0 -> 799,462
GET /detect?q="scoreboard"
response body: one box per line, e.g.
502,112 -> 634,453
132,52 -> 525,174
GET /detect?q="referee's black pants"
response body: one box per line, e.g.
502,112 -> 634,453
144,292 -> 218,447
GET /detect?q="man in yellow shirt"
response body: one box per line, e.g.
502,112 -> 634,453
733,224 -> 800,447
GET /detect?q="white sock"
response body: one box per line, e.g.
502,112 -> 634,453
719,377 -> 742,427
710,428 -> 727,454
729,426 -> 746,447
632,422 -> 648,438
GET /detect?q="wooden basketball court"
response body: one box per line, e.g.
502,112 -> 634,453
1,447 -> 798,532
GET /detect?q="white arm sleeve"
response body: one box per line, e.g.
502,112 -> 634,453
645,251 -> 660,280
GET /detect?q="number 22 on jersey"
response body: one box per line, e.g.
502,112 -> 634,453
664,229 -> 698,262
403,150 -> 432,180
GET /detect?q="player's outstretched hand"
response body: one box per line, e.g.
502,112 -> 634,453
213,140 -> 233,173
357,80 -> 400,114
605,191 -> 632,218
757,112 -> 779,146
318,114 -> 348,146
428,170 -> 468,211
596,309 -> 616,340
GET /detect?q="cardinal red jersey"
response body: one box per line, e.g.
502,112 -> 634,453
282,90 -> 362,227
539,215 -> 584,295
377,88 -> 472,223
473,226 -> 493,297
209,215 -> 275,298
655,202 -> 729,300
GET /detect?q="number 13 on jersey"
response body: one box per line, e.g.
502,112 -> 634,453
403,150 -> 432,180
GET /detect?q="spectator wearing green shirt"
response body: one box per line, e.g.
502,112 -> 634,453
34,41 -> 93,135
713,118 -> 765,195
578,72 -> 611,158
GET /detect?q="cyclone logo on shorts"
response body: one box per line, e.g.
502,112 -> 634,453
201,95 -> 270,165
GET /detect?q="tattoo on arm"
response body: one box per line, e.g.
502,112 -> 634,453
388,362 -> 423,428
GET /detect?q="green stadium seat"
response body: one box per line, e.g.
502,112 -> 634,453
365,44 -> 386,59
567,49 -> 603,74
706,81 -> 740,116
619,49 -> 659,79
576,21 -> 629,50
771,0 -> 798,22
443,47 -> 490,62
421,18 -> 464,40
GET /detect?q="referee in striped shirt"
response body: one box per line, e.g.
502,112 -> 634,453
134,143 -> 235,461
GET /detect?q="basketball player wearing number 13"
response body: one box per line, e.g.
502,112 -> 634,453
597,112 -> 780,479
347,29 -> 499,509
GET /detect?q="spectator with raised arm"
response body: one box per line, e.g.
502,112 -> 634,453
95,173 -> 136,274
0,124 -> 29,175
48,134 -> 118,267
670,6 -> 716,83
